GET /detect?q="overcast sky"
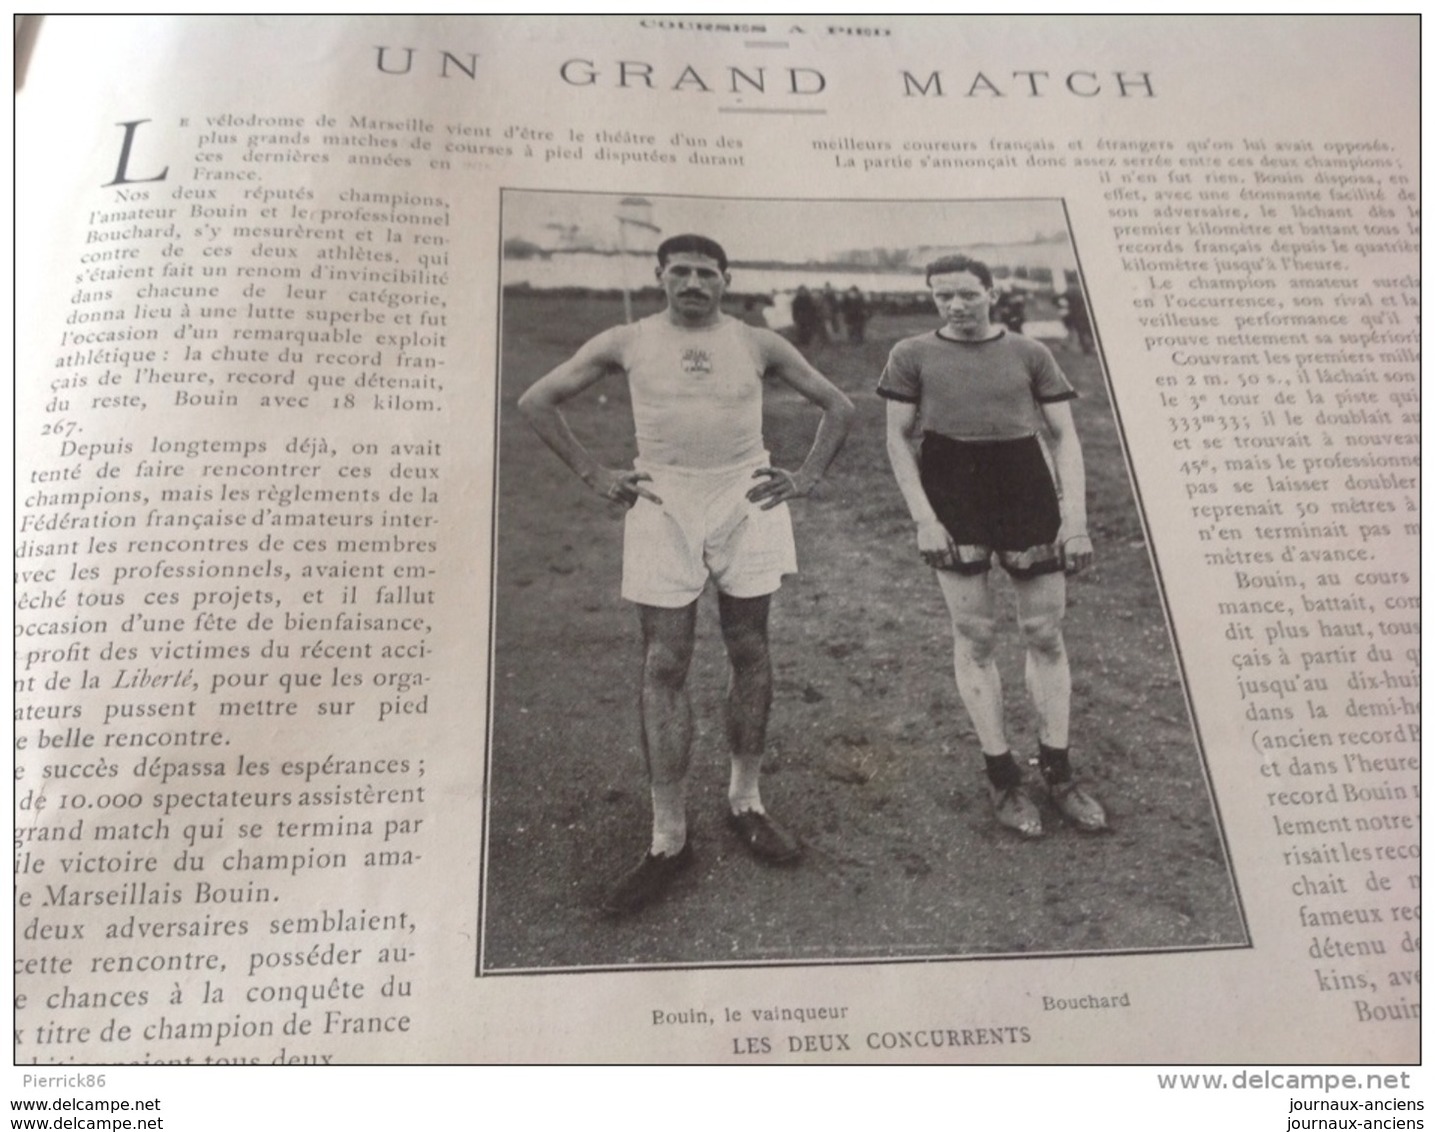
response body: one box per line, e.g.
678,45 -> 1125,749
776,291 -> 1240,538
502,191 -> 1071,263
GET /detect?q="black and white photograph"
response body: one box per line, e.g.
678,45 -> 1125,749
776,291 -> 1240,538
479,190 -> 1246,973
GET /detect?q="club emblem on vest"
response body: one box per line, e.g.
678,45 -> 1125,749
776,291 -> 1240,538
681,347 -> 713,377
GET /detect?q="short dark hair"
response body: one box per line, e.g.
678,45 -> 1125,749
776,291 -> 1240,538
925,254 -> 993,289
657,234 -> 728,272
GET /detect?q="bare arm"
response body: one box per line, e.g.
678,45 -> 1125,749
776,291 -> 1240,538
515,327 -> 659,506
884,399 -> 956,568
1040,399 -> 1092,573
747,330 -> 855,509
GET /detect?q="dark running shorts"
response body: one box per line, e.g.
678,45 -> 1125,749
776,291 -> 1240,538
918,432 -> 1063,579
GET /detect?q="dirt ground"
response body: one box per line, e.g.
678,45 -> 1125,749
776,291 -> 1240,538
480,291 -> 1247,973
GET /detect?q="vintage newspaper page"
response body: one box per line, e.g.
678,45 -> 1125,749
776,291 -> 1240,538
11,12 -> 1420,1106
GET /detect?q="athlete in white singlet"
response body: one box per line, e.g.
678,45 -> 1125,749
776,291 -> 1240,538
518,234 -> 853,916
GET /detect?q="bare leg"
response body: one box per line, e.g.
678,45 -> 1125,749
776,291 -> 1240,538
718,592 -> 800,862
1013,572 -> 1070,748
933,569 -> 1008,756
599,602 -> 699,915
935,568 -> 1043,836
1014,572 -> 1107,830
717,592 -> 772,814
638,602 -> 697,854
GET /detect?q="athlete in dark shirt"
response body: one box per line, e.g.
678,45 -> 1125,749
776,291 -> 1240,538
879,254 -> 1107,839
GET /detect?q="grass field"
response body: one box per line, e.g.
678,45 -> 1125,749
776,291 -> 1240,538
480,291 -> 1246,972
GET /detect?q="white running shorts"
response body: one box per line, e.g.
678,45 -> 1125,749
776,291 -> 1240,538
621,457 -> 797,608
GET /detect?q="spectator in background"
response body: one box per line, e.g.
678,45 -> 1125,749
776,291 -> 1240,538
1060,286 -> 1095,355
992,285 -> 1027,335
841,285 -> 869,344
820,282 -> 841,342
791,284 -> 820,348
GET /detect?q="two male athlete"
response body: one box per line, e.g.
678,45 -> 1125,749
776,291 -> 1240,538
518,234 -> 854,915
879,254 -> 1108,839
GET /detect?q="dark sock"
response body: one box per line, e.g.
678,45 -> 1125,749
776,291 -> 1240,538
984,752 -> 1022,790
1038,743 -> 1072,785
